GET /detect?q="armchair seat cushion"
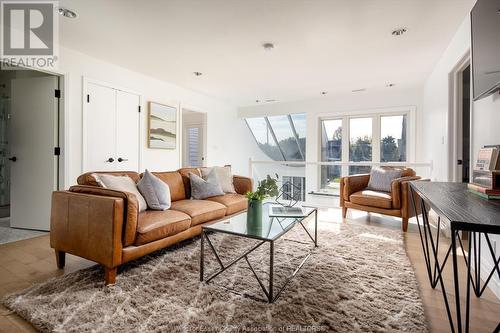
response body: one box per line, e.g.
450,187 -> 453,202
171,199 -> 227,226
135,210 -> 191,246
206,193 -> 247,215
349,190 -> 393,209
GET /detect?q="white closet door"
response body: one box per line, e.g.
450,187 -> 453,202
10,76 -> 58,230
116,90 -> 140,171
85,83 -> 116,171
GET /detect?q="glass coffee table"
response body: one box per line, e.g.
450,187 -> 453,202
199,203 -> 317,303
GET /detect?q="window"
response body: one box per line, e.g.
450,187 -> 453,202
245,114 -> 306,161
349,117 -> 372,175
380,115 -> 407,162
282,176 -> 306,202
268,115 -> 303,160
320,119 -> 342,192
318,111 -> 410,193
245,117 -> 283,160
290,114 -> 306,156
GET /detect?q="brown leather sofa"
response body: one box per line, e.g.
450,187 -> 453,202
339,167 -> 424,232
50,168 -> 252,284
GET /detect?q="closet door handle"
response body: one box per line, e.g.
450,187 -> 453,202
8,156 -> 17,162
117,158 -> 128,162
106,157 -> 114,163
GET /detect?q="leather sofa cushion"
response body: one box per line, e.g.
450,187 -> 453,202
206,194 -> 247,215
171,199 -> 226,226
135,210 -> 191,246
152,171 -> 185,201
349,190 -> 392,209
77,171 -> 141,186
177,168 -> 201,199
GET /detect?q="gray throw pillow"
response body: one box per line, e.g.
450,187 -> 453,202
366,167 -> 402,192
137,169 -> 171,211
201,166 -> 236,193
93,174 -> 147,212
189,170 -> 224,199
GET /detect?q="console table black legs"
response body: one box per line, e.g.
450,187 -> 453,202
410,185 -> 500,333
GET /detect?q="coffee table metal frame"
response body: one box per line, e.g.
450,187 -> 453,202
199,208 -> 318,303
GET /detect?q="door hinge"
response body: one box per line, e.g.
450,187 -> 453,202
55,89 -> 61,98
87,94 -> 90,103
138,105 -> 141,113
54,147 -> 61,156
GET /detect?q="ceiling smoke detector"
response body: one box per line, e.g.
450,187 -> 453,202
193,71 -> 203,76
262,42 -> 275,51
392,28 -> 407,36
58,7 -> 78,19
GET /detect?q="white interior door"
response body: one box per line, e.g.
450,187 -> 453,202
85,83 -> 116,171
10,76 -> 58,230
116,90 -> 140,171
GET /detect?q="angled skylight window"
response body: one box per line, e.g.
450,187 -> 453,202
267,115 -> 303,161
245,117 -> 284,160
246,113 -> 306,161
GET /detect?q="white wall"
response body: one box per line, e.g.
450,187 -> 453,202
422,14 -> 500,299
55,46 -> 251,187
421,17 -> 472,181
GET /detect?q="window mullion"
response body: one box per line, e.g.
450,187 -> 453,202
264,117 -> 286,161
288,115 -> 304,160
373,115 -> 381,164
342,116 -> 349,177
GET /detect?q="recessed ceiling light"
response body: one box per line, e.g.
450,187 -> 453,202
193,71 -> 203,76
262,42 -> 275,51
386,83 -> 395,87
392,28 -> 407,36
321,91 -> 328,95
352,88 -> 366,93
58,7 -> 78,19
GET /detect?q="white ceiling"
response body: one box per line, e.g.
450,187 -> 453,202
59,0 -> 475,106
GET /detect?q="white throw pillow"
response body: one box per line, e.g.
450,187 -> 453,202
201,166 -> 235,193
92,174 -> 147,212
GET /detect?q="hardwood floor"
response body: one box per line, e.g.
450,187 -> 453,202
0,208 -> 499,332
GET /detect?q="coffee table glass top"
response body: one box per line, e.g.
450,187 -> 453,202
203,203 -> 316,241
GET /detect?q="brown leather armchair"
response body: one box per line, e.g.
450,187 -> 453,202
339,167 -> 424,232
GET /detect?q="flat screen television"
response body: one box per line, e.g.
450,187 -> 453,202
471,0 -> 500,101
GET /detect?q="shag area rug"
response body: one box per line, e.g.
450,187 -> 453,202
3,221 -> 428,332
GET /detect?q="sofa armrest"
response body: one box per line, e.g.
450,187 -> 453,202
340,174 -> 370,205
390,176 -> 421,209
233,175 -> 253,195
69,185 -> 139,246
50,191 -> 124,268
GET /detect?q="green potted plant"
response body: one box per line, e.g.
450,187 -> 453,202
246,174 -> 279,225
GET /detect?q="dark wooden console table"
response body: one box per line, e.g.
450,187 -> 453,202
409,182 -> 500,333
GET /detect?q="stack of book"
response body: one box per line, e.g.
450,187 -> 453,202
467,183 -> 500,200
468,145 -> 500,199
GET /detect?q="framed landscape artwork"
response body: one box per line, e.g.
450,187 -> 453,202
148,102 -> 177,149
